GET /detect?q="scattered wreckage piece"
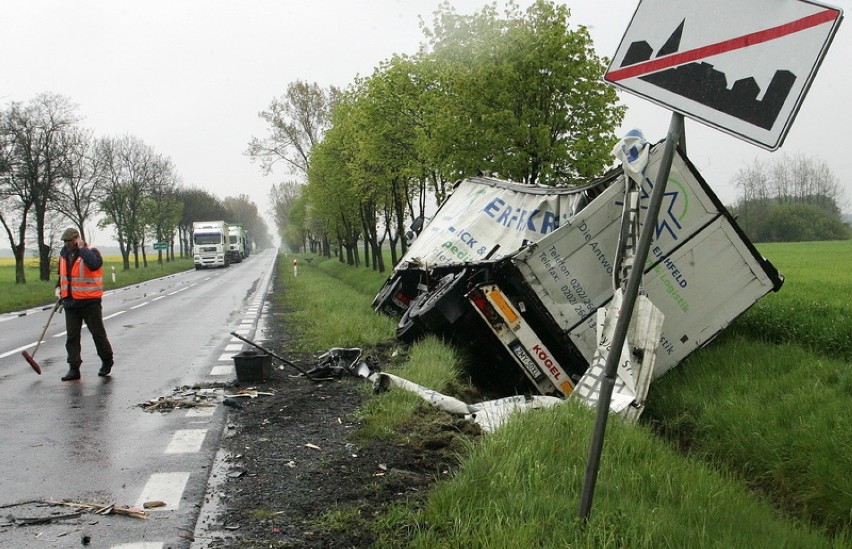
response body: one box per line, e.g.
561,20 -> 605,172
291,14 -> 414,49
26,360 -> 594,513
373,141 -> 783,419
230,331 -> 334,381
0,500 -> 148,527
373,372 -> 564,433
309,348 -> 379,379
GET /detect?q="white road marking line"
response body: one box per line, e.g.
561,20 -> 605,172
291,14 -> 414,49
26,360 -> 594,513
152,296 -> 166,301
111,543 -> 164,549
210,365 -> 234,376
135,472 -> 190,511
0,343 -> 35,359
103,310 -> 126,321
224,344 -> 243,352
186,406 -> 216,418
131,302 -> 150,310
165,429 -> 207,454
218,353 -> 233,362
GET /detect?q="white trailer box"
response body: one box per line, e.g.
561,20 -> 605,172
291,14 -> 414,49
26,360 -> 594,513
467,143 -> 782,395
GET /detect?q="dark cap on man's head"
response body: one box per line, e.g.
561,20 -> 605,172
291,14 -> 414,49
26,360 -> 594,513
61,227 -> 80,241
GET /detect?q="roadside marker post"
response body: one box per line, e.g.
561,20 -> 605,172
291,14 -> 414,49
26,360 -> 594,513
578,113 -> 683,520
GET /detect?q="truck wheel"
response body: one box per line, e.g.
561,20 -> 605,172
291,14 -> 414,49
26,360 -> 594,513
408,270 -> 467,332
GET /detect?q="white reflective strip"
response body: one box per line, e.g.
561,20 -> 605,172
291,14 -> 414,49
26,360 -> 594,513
135,472 -> 190,511
165,429 -> 207,454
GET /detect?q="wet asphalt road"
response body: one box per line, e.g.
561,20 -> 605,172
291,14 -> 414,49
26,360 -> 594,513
0,249 -> 277,548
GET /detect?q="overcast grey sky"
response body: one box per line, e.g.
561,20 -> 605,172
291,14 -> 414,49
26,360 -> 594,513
3,0 -> 850,246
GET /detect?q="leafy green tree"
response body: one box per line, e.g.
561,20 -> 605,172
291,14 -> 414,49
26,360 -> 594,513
421,0 -> 624,185
762,203 -> 850,242
223,194 -> 272,251
143,156 -> 182,263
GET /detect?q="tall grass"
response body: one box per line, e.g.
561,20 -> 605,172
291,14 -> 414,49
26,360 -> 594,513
391,402 -> 839,548
645,334 -> 852,535
0,256 -> 195,314
277,254 -> 397,351
733,240 -> 852,361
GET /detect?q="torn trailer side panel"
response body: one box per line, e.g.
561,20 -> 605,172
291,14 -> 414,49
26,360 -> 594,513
372,174 -> 614,318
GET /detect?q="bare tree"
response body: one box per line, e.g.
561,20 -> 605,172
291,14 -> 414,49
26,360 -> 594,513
97,135 -> 157,270
53,126 -> 105,241
0,92 -> 80,281
246,81 -> 339,177
771,153 -> 846,213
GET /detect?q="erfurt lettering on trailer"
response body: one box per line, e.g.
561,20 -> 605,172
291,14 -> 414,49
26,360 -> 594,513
531,344 -> 561,380
482,197 -> 559,235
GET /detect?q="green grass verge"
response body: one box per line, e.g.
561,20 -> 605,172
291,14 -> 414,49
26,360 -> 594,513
278,250 -> 850,547
733,240 -> 852,361
0,256 -> 195,314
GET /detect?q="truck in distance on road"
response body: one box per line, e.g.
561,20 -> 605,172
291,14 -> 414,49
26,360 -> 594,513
227,223 -> 246,264
192,220 -> 229,269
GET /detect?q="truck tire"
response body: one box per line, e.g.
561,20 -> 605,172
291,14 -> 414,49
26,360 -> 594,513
408,270 -> 467,332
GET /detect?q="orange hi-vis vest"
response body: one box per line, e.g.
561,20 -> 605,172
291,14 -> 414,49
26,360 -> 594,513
59,250 -> 104,300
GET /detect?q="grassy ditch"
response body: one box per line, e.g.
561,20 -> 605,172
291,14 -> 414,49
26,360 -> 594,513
0,256 -> 195,314
278,244 -> 850,548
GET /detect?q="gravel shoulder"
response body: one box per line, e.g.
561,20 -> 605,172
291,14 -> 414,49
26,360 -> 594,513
196,275 -> 479,547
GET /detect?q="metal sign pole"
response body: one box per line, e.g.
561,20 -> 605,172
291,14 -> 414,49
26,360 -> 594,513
577,112 -> 684,520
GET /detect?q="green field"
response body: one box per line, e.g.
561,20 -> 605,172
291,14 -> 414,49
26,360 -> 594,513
277,241 -> 851,547
0,256 -> 194,314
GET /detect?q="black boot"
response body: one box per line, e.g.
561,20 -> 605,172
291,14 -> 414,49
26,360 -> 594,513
61,365 -> 81,381
98,361 -> 113,377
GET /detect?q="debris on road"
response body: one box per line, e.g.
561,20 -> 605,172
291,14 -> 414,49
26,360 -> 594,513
138,386 -> 223,412
0,500 -> 148,527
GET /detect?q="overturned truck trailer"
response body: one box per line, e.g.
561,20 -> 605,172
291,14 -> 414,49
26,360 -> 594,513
373,142 -> 783,398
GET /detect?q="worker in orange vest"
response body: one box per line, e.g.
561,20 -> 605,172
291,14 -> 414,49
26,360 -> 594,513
56,227 -> 114,381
